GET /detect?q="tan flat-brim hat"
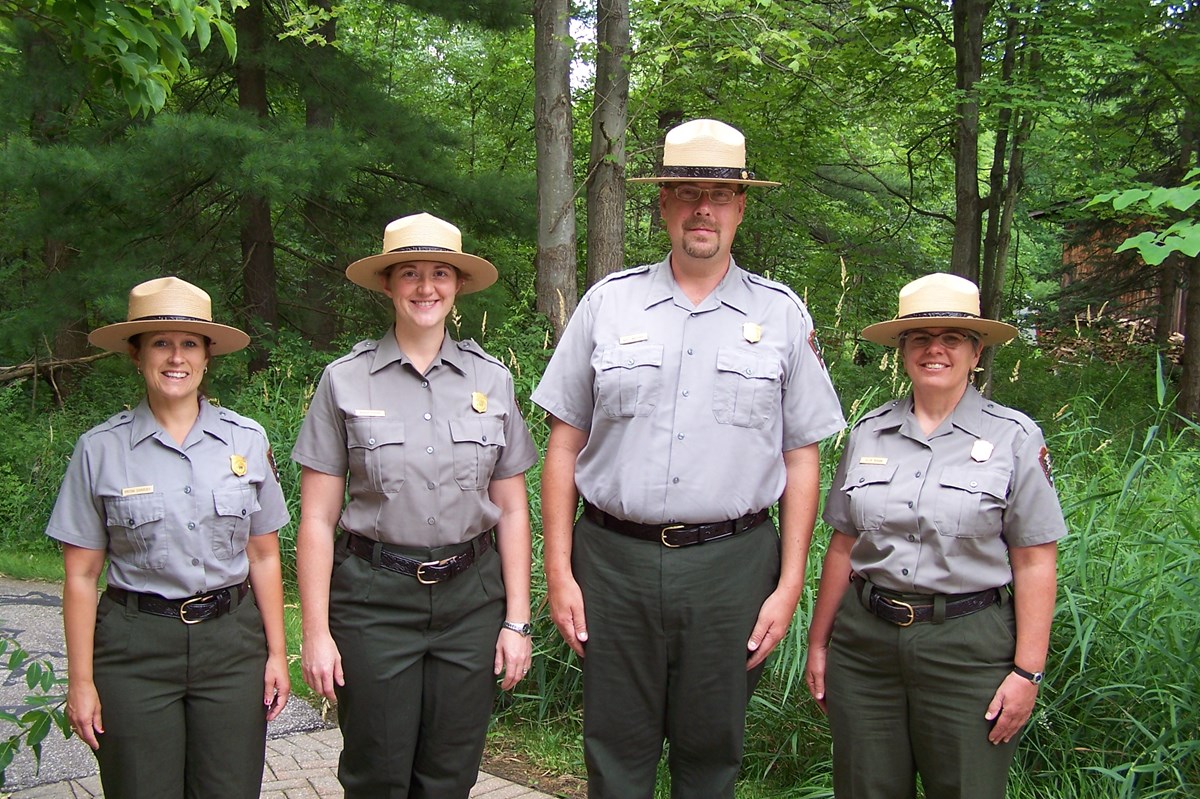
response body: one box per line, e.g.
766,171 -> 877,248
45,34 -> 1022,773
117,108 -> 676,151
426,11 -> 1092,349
345,213 -> 498,295
628,118 -> 781,187
88,277 -> 250,355
861,273 -> 1018,346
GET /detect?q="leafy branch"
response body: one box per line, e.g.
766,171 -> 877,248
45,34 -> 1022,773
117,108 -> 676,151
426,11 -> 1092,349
1088,168 -> 1200,266
0,634 -> 69,788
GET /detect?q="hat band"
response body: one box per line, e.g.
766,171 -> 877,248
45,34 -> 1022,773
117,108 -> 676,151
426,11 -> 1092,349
130,314 -> 215,324
388,245 -> 455,254
659,166 -> 754,181
898,311 -> 980,321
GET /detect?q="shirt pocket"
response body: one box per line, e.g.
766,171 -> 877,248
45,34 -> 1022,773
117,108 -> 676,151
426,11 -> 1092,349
933,467 -> 1010,539
450,416 -> 507,491
211,486 -> 261,560
713,347 -> 781,429
346,417 -> 406,493
103,494 -> 168,570
839,463 -> 898,533
596,343 -> 664,418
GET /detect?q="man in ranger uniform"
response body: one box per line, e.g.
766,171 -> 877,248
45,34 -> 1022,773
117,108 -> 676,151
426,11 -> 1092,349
532,118 -> 845,798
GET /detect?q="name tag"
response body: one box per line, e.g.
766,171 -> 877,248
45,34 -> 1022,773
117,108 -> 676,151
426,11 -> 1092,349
122,485 -> 154,496
619,333 -> 648,345
354,409 -> 386,417
859,456 -> 888,465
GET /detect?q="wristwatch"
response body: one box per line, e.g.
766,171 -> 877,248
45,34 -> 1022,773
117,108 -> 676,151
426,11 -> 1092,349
502,620 -> 533,637
1012,664 -> 1044,685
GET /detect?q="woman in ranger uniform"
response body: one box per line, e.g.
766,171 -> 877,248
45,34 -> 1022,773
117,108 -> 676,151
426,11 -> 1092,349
805,273 -> 1067,799
47,276 -> 291,798
293,212 -> 537,798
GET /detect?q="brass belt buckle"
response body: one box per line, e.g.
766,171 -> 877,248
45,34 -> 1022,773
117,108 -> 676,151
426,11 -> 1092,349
179,594 -> 214,625
660,524 -> 685,548
417,557 -> 452,585
880,596 -> 915,627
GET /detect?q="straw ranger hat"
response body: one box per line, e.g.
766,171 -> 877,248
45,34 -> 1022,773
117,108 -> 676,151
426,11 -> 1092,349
88,277 -> 250,355
345,213 -> 498,295
861,273 -> 1018,347
628,118 -> 781,188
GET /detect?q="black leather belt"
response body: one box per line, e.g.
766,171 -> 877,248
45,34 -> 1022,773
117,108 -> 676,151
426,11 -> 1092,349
346,531 -> 491,584
852,574 -> 1001,627
582,502 -> 770,548
105,580 -> 250,625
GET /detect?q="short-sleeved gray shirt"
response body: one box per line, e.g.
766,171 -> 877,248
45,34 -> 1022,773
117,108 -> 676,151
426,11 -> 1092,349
46,398 -> 291,599
531,257 -> 845,524
822,387 -> 1068,594
291,329 -> 538,546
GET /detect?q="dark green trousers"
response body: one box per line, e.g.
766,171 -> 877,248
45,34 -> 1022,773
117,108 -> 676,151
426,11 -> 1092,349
825,585 -> 1020,799
329,535 -> 505,799
573,513 -> 780,799
91,589 -> 268,799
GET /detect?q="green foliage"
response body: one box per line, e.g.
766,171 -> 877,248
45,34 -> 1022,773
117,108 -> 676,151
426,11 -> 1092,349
1089,169 -> 1200,266
0,634 -> 69,787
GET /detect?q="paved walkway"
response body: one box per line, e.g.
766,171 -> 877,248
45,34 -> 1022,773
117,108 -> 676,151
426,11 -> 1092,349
0,577 -> 557,799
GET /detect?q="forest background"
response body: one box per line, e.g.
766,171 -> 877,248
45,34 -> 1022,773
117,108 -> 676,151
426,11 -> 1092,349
0,0 -> 1197,796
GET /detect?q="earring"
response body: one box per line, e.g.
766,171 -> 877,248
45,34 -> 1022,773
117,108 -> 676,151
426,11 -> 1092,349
203,367 -> 208,375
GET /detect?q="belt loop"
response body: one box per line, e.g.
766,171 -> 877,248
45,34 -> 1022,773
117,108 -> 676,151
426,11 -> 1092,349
124,589 -> 139,619
371,540 -> 383,569
858,576 -> 875,611
998,585 -> 1012,607
228,581 -> 244,611
932,594 -> 946,625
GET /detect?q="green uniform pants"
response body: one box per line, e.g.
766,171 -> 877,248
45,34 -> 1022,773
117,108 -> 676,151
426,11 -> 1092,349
825,585 -> 1020,799
573,513 -> 780,799
91,589 -> 268,799
328,535 -> 505,799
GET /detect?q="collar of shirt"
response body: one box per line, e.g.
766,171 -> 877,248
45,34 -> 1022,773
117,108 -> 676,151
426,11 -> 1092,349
642,255 -> 755,315
874,386 -> 987,440
128,396 -> 230,449
368,326 -> 467,377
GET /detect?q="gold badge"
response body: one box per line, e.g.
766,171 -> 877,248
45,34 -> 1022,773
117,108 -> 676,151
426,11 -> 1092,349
742,322 -> 762,344
230,454 -> 247,476
970,439 -> 994,463
471,392 -> 488,413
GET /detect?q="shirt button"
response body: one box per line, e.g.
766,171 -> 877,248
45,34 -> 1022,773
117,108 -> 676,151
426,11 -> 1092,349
687,348 -> 694,355
744,368 -> 753,376
368,437 -> 376,445
241,509 -> 247,516
424,413 -> 432,421
427,446 -> 434,454
969,480 -> 978,487
677,434 -> 685,440
184,486 -> 192,494
672,477 -> 680,484
421,381 -> 429,388
858,477 -> 866,483
127,518 -> 135,526
191,558 -> 199,566
915,471 -> 922,478
907,535 -> 915,542
187,522 -> 195,530
907,501 -> 913,508
482,436 -> 488,442
427,517 -> 435,525
180,453 -> 186,460
626,359 -> 634,366
902,568 -> 909,576
682,390 -> 690,397
427,481 -> 435,490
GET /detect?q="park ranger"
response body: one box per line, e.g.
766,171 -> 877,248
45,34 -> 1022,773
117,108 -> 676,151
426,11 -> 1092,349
293,213 -> 537,798
532,118 -> 845,798
48,276 -> 291,798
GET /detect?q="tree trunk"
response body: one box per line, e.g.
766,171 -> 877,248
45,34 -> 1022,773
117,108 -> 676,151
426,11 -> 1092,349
1156,256 -> 1181,347
1177,255 -> 1200,422
533,0 -> 578,341
236,0 -> 278,373
585,0 -> 630,288
950,0 -> 992,283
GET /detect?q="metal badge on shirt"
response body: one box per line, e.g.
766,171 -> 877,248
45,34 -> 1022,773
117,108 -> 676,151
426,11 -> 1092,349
742,322 -> 762,344
970,439 -> 994,463
472,392 -> 488,413
230,454 -> 248,476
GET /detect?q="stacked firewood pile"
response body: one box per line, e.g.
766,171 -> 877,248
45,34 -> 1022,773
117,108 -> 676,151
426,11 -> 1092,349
1038,312 -> 1184,366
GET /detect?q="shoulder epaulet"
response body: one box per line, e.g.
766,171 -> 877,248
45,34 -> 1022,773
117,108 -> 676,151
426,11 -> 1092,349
980,399 -> 1038,434
745,272 -> 806,311
91,407 -> 137,434
457,338 -> 506,369
852,399 -> 901,429
583,263 -> 653,299
213,405 -> 267,437
325,339 -> 377,370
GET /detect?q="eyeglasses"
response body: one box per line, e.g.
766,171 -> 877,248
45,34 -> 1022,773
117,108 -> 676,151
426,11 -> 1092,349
900,331 -> 979,350
670,186 -> 741,205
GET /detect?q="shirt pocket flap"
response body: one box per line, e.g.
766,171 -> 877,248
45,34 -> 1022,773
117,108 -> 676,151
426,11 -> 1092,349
841,462 -> 899,491
716,348 -> 780,381
345,418 -> 405,450
449,416 -> 506,448
940,469 -> 1009,499
599,343 -> 664,371
213,486 -> 261,519
104,494 -> 165,528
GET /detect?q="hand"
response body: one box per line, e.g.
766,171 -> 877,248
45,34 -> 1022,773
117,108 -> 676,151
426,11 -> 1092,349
985,671 -> 1039,744
494,628 -> 533,691
804,643 -> 829,714
746,589 -> 799,670
263,652 -> 291,721
548,576 -> 588,658
66,680 -> 104,750
301,630 -> 344,702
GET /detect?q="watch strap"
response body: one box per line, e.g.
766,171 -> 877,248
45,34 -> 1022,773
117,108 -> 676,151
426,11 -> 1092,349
1012,664 -> 1043,685
502,620 -> 532,637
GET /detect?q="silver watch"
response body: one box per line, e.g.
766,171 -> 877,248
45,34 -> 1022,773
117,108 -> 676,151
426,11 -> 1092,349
502,620 -> 533,637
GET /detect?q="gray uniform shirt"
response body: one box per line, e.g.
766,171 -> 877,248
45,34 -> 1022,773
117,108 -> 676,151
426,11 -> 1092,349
822,387 -> 1068,594
531,257 -> 845,524
291,329 -> 538,546
46,398 -> 291,599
